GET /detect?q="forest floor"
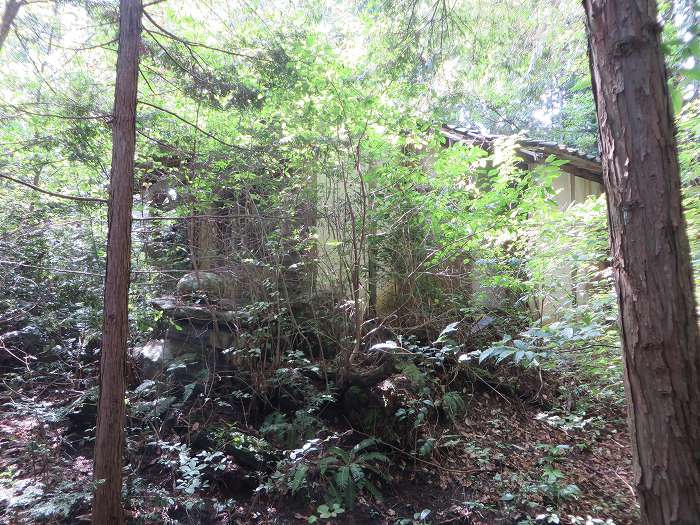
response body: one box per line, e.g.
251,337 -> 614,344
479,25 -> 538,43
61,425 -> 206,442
0,361 -> 637,525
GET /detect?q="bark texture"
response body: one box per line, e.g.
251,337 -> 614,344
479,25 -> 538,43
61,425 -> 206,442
92,1 -> 141,523
0,0 -> 22,52
583,1 -> 700,523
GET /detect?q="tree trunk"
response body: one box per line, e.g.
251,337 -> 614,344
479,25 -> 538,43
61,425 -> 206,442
583,1 -> 700,523
0,0 -> 23,52
92,1 -> 141,523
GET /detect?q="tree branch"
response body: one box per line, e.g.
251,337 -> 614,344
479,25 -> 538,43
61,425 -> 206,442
142,9 -> 269,62
138,99 -> 247,150
0,173 -> 107,203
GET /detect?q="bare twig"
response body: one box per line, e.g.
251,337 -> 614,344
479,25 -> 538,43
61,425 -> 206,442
142,9 -> 268,62
0,173 -> 107,203
138,99 -> 248,151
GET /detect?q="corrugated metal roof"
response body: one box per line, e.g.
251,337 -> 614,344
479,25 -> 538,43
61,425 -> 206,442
441,125 -> 602,184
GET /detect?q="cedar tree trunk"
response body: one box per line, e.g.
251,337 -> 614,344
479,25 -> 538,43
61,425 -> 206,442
92,0 -> 141,523
0,0 -> 23,52
583,1 -> 700,523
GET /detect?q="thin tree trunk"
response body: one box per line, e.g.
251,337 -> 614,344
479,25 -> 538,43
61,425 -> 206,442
92,0 -> 141,523
0,0 -> 23,52
583,1 -> 700,523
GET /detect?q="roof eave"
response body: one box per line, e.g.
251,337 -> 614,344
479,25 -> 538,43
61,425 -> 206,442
440,125 -> 603,185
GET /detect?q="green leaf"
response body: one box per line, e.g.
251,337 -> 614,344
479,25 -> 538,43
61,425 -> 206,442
335,466 -> 351,489
435,321 -> 460,342
683,66 -> 700,82
513,339 -> 528,350
359,479 -> 383,500
134,380 -> 155,394
328,447 -> 350,462
318,456 -> 337,476
290,464 -> 309,494
349,463 -> 364,481
478,347 -> 495,363
357,452 -> 389,463
570,76 -> 591,92
352,438 -> 379,454
495,348 -> 516,363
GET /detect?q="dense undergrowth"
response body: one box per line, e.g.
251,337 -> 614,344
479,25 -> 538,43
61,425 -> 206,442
0,2 -> 698,523
0,312 -> 632,525
1,100 -> 698,525
0,136 -> 643,524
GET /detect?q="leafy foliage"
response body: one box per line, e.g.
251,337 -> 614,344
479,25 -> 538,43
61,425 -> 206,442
0,0 -> 697,524
268,436 -> 389,508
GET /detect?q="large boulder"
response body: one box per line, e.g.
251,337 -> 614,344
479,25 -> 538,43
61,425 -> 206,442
176,271 -> 237,304
131,339 -> 173,379
150,296 -> 238,325
0,325 -> 45,370
0,325 -> 44,351
162,323 -> 234,356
